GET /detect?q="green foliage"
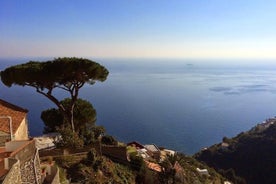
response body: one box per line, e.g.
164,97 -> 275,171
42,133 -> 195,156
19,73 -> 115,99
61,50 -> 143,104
91,125 -> 105,140
0,57 -> 109,132
222,136 -> 232,144
126,145 -> 137,155
101,135 -> 118,145
53,146 -> 224,183
41,108 -> 63,133
0,57 -> 109,87
93,159 -> 103,172
157,153 -> 227,184
219,168 -> 246,184
42,98 -> 103,146
84,149 -> 103,172
58,166 -> 67,183
128,152 -> 159,183
62,98 -> 97,129
54,155 -> 76,168
195,123 -> 276,184
86,149 -> 97,165
136,166 -> 158,184
159,158 -> 176,184
41,98 -> 97,133
55,127 -> 84,149
55,153 -> 136,183
129,154 -> 144,171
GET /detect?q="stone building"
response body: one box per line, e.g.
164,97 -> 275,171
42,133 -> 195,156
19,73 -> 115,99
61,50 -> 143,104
0,99 -> 29,146
0,140 -> 41,183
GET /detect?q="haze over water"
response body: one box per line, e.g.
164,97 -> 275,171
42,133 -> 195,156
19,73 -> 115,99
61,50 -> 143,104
1,58 -> 276,154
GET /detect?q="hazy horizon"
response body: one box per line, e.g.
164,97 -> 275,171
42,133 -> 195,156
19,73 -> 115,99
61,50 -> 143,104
1,57 -> 276,70
1,0 -> 276,60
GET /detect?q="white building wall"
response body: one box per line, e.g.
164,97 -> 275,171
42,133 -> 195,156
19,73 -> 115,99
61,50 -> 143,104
13,117 -> 29,140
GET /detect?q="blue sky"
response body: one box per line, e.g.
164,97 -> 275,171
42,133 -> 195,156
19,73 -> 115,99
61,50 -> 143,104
1,0 -> 276,59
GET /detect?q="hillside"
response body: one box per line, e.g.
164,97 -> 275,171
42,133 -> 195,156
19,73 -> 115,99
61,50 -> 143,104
194,119 -> 276,184
47,143 -> 227,184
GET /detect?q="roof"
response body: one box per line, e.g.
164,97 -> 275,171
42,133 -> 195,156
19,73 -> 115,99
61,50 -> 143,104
0,99 -> 28,134
145,161 -> 161,172
144,144 -> 160,152
127,141 -> 145,149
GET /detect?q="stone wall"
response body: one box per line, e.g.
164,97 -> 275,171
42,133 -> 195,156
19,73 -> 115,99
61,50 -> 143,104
2,158 -> 22,184
94,144 -> 128,164
18,142 -> 41,184
43,165 -> 60,184
3,154 -> 41,184
34,149 -> 42,183
10,140 -> 35,160
2,140 -> 42,184
20,159 -> 37,183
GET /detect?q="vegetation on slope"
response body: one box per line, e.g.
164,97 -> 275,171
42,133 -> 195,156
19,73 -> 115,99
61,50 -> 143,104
54,149 -> 136,184
51,146 -> 226,184
195,122 -> 276,184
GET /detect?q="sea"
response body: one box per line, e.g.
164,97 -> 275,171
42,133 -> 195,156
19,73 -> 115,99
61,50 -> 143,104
1,58 -> 276,155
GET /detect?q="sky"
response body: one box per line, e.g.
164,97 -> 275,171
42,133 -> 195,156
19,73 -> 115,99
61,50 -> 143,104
1,0 -> 276,60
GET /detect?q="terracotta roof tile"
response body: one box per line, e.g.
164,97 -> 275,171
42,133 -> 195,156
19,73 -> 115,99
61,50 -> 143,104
145,160 -> 162,172
0,99 -> 28,134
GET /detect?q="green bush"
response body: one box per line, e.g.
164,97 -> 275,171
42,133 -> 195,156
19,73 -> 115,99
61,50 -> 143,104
55,127 -> 84,149
129,154 -> 144,171
101,135 -> 117,145
86,149 -> 97,165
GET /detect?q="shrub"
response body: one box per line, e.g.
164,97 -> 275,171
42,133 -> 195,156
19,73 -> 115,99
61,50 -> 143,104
55,127 -> 84,149
129,154 -> 144,171
101,135 -> 117,145
86,149 -> 97,165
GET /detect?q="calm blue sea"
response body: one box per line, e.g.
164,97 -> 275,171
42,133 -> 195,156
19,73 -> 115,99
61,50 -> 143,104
1,58 -> 276,154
